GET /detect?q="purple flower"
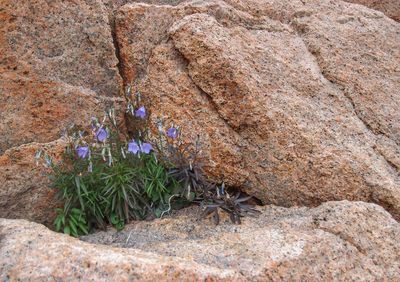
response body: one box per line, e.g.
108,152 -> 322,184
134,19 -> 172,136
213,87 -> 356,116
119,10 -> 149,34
127,141 -> 140,154
96,128 -> 108,142
166,127 -> 178,139
140,143 -> 153,154
135,106 -> 146,119
76,146 -> 90,159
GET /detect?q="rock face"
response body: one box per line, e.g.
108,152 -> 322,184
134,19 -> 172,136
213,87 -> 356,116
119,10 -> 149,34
0,0 -> 122,153
344,0 -> 400,21
1,0 -> 121,98
0,0 -> 124,222
115,0 -> 400,219
0,75 -> 106,155
2,201 -> 400,281
0,141 -> 60,226
0,221 -> 240,281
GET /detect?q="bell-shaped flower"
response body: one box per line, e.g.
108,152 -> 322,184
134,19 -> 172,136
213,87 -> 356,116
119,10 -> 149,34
96,128 -> 108,142
135,106 -> 146,119
140,143 -> 153,154
128,141 -> 140,154
76,146 -> 90,159
166,127 -> 178,139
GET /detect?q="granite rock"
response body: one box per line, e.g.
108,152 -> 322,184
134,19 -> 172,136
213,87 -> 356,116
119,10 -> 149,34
0,0 -> 123,153
344,0 -> 400,21
0,140 -> 65,226
2,201 -> 399,281
0,0 -> 124,222
0,0 -> 121,97
115,0 -> 400,219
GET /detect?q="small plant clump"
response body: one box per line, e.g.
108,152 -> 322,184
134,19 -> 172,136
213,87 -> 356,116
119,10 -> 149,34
36,91 -> 258,237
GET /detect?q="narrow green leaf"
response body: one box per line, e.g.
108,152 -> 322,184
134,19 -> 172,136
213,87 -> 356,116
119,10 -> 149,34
64,226 -> 71,235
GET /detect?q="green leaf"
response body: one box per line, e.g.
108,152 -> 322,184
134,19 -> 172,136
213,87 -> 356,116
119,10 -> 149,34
110,213 -> 118,225
115,221 -> 125,231
69,220 -> 78,237
154,208 -> 163,218
71,208 -> 84,216
54,217 -> 62,232
70,215 -> 78,226
74,176 -> 85,210
152,192 -> 159,202
55,208 -> 64,214
71,229 -> 79,237
77,223 -> 89,235
163,193 -> 171,203
64,226 -> 71,235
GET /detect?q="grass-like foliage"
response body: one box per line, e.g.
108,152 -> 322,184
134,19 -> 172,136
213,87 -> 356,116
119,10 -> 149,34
36,93 -> 258,237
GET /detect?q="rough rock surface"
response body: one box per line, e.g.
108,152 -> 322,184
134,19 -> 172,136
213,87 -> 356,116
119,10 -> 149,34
0,0 -> 125,222
344,0 -> 400,21
2,201 -> 399,281
0,140 -> 65,226
1,0 -> 400,228
102,0 -> 187,12
116,0 -> 400,219
0,74 -> 106,154
0,0 -> 122,153
0,220 -> 239,281
0,0 -> 121,97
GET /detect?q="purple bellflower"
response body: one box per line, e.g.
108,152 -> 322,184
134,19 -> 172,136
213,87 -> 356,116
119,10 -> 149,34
128,141 -> 140,154
76,146 -> 90,159
96,128 -> 108,142
140,143 -> 153,154
166,127 -> 178,139
135,106 -> 146,119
